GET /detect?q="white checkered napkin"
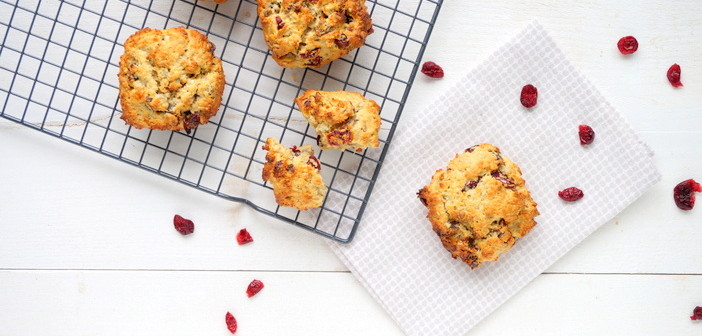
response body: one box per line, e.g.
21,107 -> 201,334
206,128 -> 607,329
328,21 -> 660,336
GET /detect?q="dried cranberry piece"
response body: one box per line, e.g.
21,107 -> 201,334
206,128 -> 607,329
667,64 -> 683,88
225,312 -> 237,334
617,36 -> 638,55
300,48 -> 319,59
275,16 -> 284,30
246,279 -> 265,297
420,61 -> 444,78
183,113 -> 200,134
578,125 -> 595,145
326,130 -> 352,146
491,171 -> 515,188
462,176 -> 482,191
173,215 -> 194,235
290,146 -> 301,155
334,34 -> 349,48
691,306 -> 702,320
306,56 -> 322,67
236,228 -> 254,245
417,191 -> 428,206
558,187 -> 584,202
307,155 -> 321,170
520,84 -> 538,108
673,179 -> 702,210
465,145 -> 477,153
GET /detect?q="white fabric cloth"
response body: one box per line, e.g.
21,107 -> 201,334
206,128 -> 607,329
329,22 -> 661,336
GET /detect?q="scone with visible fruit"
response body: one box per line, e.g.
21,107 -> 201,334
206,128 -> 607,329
118,27 -> 225,133
257,0 -> 373,68
295,90 -> 381,152
417,144 -> 539,269
262,138 -> 327,210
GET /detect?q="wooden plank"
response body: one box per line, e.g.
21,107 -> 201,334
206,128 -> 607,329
0,270 -> 700,335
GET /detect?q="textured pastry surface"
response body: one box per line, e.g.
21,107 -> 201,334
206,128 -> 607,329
262,138 -> 328,210
295,90 -> 381,152
118,27 -> 225,133
417,144 -> 539,269
257,0 -> 374,68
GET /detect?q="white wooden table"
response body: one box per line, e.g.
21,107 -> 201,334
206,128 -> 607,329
2,1 -> 701,335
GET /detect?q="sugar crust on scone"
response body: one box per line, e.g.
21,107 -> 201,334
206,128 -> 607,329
295,90 -> 381,152
257,0 -> 374,68
417,144 -> 539,269
118,27 -> 225,133
262,138 -> 327,210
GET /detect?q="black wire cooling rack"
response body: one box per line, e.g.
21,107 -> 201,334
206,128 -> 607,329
0,0 -> 442,242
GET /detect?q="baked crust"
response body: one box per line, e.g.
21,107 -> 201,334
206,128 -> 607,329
417,144 -> 539,269
118,27 -> 225,133
295,90 -> 381,152
257,0 -> 374,68
262,138 -> 327,210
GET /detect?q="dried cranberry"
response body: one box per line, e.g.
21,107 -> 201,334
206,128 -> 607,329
420,61 -> 444,78
225,312 -> 237,333
462,176 -> 482,191
617,36 -> 638,55
173,215 -> 194,235
334,34 -> 349,48
290,146 -> 301,155
578,125 -> 595,145
465,145 -> 477,153
246,279 -> 264,297
667,64 -> 683,88
236,228 -> 254,245
306,56 -> 322,67
307,155 -> 321,170
417,191 -> 428,206
673,179 -> 702,210
300,48 -> 319,59
520,84 -> 538,108
275,16 -> 284,30
326,130 -> 352,146
691,306 -> 702,320
491,170 -> 515,188
558,187 -> 584,202
183,113 -> 200,134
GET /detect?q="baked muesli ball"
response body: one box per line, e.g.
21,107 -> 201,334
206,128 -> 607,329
417,144 -> 539,269
262,138 -> 327,210
118,27 -> 225,133
295,90 -> 381,152
256,0 -> 374,68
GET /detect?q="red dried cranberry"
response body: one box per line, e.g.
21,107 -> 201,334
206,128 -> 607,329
246,279 -> 264,297
173,215 -> 194,235
334,34 -> 349,48
667,64 -> 683,88
306,56 -> 322,67
307,155 -> 321,170
290,146 -> 301,155
465,145 -> 477,153
520,84 -> 538,108
673,179 -> 702,210
326,130 -> 352,146
275,16 -> 284,30
225,312 -> 237,333
462,176 -> 482,191
420,61 -> 444,78
300,48 -> 319,59
236,228 -> 254,245
617,36 -> 638,55
491,170 -> 515,188
691,306 -> 702,320
558,187 -> 584,202
183,113 -> 200,134
578,125 -> 595,145
417,191 -> 428,206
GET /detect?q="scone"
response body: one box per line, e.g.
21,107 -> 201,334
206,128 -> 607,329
262,138 -> 327,210
417,144 -> 539,269
295,90 -> 381,152
118,27 -> 225,133
257,0 -> 374,68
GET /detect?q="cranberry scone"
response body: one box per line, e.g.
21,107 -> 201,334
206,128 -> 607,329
262,138 -> 327,210
417,144 -> 539,269
295,90 -> 381,152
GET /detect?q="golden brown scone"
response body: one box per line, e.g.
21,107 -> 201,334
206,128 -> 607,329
257,0 -> 374,68
295,90 -> 380,152
262,138 -> 327,210
417,144 -> 539,269
118,27 -> 225,133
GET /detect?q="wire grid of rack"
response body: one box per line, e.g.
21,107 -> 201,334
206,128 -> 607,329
0,0 -> 442,242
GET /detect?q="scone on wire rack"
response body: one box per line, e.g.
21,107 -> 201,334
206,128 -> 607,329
262,138 -> 327,210
295,90 -> 381,152
256,0 -> 374,68
118,27 -> 225,134
417,144 -> 539,269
